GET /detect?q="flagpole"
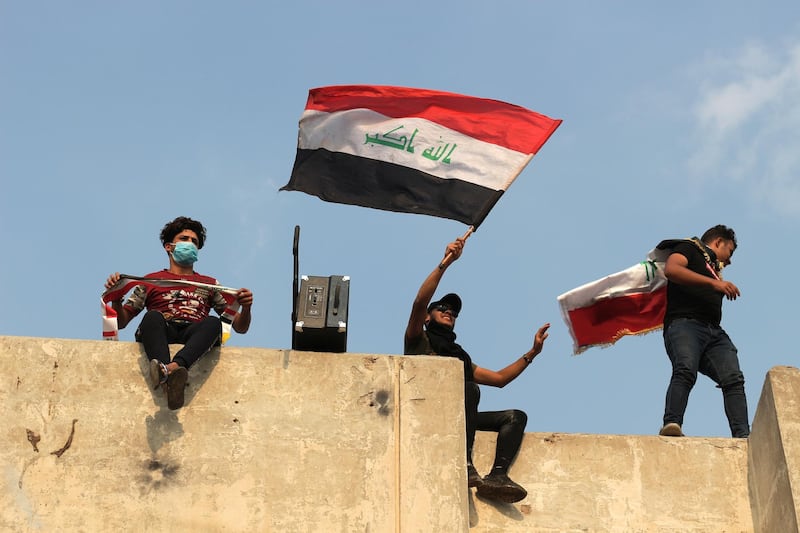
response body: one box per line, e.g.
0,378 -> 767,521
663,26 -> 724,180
436,152 -> 537,269
438,226 -> 474,269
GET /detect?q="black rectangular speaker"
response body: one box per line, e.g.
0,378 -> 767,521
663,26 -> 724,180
293,275 -> 349,352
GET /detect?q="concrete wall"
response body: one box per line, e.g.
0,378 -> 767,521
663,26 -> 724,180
748,366 -> 800,533
1,336 -> 467,533
471,433 -> 750,532
3,336 -> 800,532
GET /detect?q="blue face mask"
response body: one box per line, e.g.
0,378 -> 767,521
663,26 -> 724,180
171,241 -> 198,266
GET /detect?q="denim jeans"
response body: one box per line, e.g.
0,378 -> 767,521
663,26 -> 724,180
663,318 -> 750,438
465,382 -> 528,473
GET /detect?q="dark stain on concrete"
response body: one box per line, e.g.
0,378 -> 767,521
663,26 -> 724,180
138,458 -> 180,494
372,389 -> 391,416
26,429 -> 40,452
50,419 -> 77,458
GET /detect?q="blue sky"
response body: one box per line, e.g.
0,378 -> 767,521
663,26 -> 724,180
2,2 -> 799,438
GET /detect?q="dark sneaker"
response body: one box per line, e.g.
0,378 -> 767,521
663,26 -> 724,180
467,464 -> 484,488
148,359 -> 168,390
166,367 -> 188,410
476,472 -> 527,503
659,422 -> 684,437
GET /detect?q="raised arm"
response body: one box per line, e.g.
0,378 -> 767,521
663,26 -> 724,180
404,238 -> 465,345
473,323 -> 550,387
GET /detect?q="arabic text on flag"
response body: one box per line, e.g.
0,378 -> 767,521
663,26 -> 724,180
281,85 -> 561,228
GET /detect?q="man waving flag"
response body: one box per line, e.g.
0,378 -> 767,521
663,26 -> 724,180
281,85 -> 561,228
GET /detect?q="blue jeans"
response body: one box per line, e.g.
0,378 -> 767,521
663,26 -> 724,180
663,318 -> 750,438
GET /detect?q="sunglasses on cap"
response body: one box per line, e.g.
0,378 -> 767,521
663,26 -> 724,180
431,304 -> 458,318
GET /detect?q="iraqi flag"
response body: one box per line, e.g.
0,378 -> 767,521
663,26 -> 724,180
558,245 -> 676,355
281,85 -> 561,228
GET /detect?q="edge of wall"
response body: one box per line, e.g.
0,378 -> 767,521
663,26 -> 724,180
749,365 -> 800,533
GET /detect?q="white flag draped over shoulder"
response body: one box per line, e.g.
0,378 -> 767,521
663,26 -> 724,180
281,85 -> 562,228
558,246 -> 675,355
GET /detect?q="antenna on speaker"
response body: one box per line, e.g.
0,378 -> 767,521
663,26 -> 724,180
292,225 -> 300,350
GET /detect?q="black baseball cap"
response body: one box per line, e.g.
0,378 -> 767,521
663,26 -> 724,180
427,293 -> 462,315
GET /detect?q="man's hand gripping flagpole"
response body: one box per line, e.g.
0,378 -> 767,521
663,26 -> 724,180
439,227 -> 474,269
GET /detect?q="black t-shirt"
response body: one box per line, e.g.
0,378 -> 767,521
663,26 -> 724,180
663,241 -> 723,328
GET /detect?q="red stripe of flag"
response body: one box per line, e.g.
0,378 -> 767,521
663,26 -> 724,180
284,85 -> 561,227
567,287 -> 667,349
303,85 -> 561,154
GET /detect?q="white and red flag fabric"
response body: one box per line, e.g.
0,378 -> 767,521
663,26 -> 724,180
281,85 -> 561,228
101,274 -> 241,343
558,245 -> 676,355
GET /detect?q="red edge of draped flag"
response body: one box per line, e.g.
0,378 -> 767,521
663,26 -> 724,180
280,85 -> 562,228
557,246 -> 675,355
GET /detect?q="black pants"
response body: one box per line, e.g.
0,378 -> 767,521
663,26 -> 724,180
135,310 -> 221,369
465,381 -> 527,474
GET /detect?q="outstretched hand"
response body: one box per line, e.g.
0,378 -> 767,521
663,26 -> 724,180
530,323 -> 551,356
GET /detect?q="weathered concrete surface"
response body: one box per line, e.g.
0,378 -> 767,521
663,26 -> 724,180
471,432 -> 751,532
0,336 -> 468,533
748,366 -> 800,533
4,336 -> 800,532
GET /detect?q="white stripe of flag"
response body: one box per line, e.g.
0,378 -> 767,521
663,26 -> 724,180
282,85 -> 561,227
298,109 -> 533,191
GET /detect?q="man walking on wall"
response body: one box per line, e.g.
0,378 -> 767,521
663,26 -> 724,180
659,224 -> 749,438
